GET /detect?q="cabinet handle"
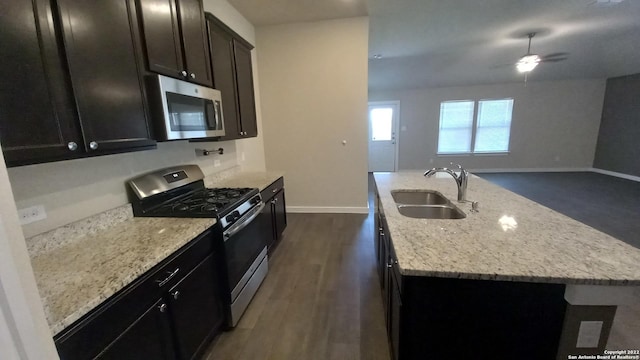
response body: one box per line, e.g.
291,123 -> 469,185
387,263 -> 393,268
67,142 -> 78,151
272,188 -> 279,193
89,141 -> 98,150
180,70 -> 187,77
156,268 -> 180,287
190,73 -> 196,79
158,303 -> 167,313
171,290 -> 180,300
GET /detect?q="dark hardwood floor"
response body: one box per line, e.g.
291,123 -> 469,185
204,211 -> 390,360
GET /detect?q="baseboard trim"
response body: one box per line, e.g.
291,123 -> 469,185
469,167 -> 592,173
286,206 -> 369,214
590,168 -> 640,183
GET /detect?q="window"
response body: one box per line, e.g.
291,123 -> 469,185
437,99 -> 513,154
370,108 -> 393,141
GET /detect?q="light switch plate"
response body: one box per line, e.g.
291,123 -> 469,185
576,321 -> 602,348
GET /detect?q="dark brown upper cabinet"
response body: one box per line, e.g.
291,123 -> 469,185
206,13 -> 257,140
0,0 -> 156,167
137,0 -> 213,87
0,0 -> 81,166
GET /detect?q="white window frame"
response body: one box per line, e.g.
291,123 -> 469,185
437,98 -> 514,156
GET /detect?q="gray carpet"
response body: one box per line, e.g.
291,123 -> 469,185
476,172 -> 640,248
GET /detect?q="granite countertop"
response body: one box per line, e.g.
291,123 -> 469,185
374,172 -> 640,286
28,169 -> 284,336
29,208 -> 216,336
204,170 -> 284,191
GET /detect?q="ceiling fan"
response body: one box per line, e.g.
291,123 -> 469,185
516,32 -> 568,76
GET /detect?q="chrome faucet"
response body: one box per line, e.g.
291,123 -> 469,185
424,163 -> 469,202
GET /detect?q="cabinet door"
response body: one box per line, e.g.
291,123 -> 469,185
169,253 -> 225,360
96,298 -> 175,360
388,271 -> 402,360
137,0 -> 185,79
0,0 -> 82,166
56,0 -> 156,153
233,39 -> 257,137
273,189 -> 287,241
207,18 -> 241,140
177,0 -> 212,87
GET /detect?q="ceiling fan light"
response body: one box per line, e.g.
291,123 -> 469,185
516,54 -> 541,73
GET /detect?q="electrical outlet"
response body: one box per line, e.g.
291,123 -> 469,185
18,205 -> 47,225
576,321 -> 602,348
214,159 -> 221,167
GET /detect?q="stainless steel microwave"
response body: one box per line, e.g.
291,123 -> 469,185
147,75 -> 225,140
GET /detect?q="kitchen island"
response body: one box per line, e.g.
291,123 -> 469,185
373,171 -> 640,360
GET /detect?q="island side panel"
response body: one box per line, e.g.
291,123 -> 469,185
401,276 -> 567,360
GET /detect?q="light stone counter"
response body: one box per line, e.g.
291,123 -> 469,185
204,170 -> 284,192
28,206 -> 216,335
374,172 -> 640,285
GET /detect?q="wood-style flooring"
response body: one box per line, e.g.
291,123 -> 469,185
203,212 -> 390,360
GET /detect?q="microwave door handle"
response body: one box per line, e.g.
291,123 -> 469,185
205,100 -> 217,130
214,100 -> 221,130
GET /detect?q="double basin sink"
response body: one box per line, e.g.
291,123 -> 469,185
391,190 -> 466,219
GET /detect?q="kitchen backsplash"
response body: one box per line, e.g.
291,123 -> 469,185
8,140 -> 239,238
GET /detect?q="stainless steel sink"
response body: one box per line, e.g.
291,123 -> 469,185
397,205 -> 466,219
391,190 -> 449,205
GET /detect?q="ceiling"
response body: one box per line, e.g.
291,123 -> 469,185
228,0 -> 640,91
227,0 -> 368,26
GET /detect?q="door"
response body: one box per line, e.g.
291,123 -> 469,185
95,298 -> 175,360
137,0 -> 185,78
169,254 -> 225,359
0,0 -> 82,166
368,102 -> 399,172
177,0 -> 213,86
233,39 -> 258,137
207,16 -> 241,140
57,0 -> 156,153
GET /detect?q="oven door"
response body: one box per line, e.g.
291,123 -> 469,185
223,203 -> 270,302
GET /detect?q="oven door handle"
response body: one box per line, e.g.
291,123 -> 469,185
223,202 -> 265,241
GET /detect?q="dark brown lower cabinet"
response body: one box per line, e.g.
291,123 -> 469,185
374,189 -> 568,360
261,177 -> 287,252
55,231 -> 225,360
169,254 -> 225,359
96,298 -> 175,360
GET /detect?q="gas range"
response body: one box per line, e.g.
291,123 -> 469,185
127,164 -> 270,328
127,165 -> 260,227
146,187 -> 258,217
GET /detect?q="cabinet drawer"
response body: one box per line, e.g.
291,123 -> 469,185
260,177 -> 284,201
55,229 -> 215,359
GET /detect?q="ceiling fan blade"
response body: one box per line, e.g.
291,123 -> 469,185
541,57 -> 568,63
542,52 -> 569,59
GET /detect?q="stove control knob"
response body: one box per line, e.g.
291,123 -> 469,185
233,211 -> 241,220
225,214 -> 235,223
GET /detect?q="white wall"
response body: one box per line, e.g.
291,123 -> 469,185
8,141 -> 238,238
257,17 -> 370,212
370,79 -> 607,171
